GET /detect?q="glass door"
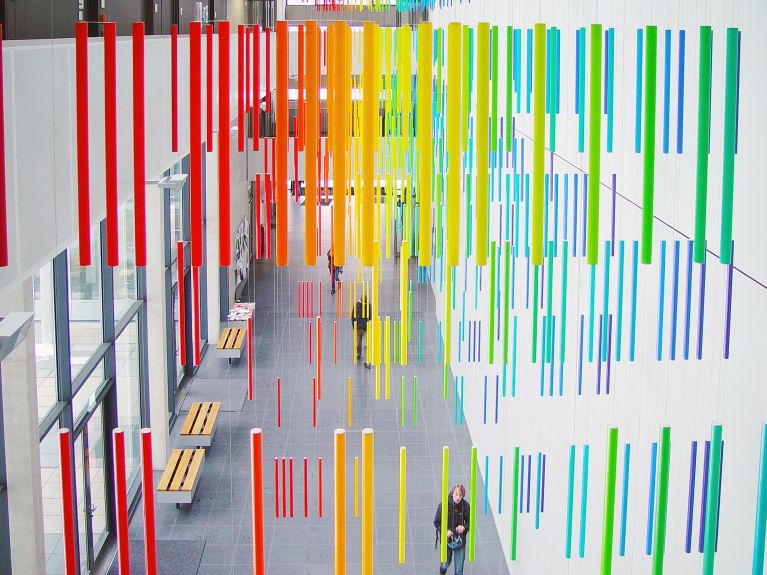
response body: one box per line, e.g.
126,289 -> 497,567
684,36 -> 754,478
74,405 -> 109,573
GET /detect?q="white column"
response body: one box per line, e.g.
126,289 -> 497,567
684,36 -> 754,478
0,279 -> 46,573
145,184 -> 170,470
206,143 -> 221,342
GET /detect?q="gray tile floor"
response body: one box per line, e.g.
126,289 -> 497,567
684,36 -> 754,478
114,203 -> 511,574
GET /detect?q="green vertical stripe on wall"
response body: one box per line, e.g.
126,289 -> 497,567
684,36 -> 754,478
694,26 -> 712,264
532,23 -> 547,266
720,28 -> 739,264
601,427 -> 619,575
652,427 -> 671,575
641,26 -> 658,264
587,24 -> 603,265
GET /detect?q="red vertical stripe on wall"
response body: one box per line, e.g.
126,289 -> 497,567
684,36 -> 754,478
0,27 -> 8,267
276,20 -> 288,265
190,22 -> 203,267
219,22 -> 231,266
298,24 -> 305,152
104,22 -> 119,267
265,28 -> 271,114
75,22 -> 91,266
237,25 -> 244,152
132,23 -> 147,267
171,24 -> 178,152
253,25 -> 260,150
177,241 -> 186,365
206,25 -> 213,153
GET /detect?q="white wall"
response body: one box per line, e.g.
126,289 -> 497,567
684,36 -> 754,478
428,1 -> 767,573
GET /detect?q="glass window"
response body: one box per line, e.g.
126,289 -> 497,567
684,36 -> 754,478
33,262 -> 57,423
68,230 -> 103,379
114,200 -> 137,323
72,361 -> 105,421
116,318 -> 141,486
39,423 -> 63,575
173,287 -> 184,387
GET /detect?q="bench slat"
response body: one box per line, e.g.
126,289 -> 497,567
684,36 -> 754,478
158,449 -> 183,491
169,450 -> 194,491
216,328 -> 232,350
201,402 -> 221,436
182,449 -> 205,491
232,329 -> 246,350
191,402 -> 210,435
226,328 -> 241,349
180,402 -> 202,436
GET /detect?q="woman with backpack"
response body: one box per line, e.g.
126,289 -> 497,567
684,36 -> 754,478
433,483 -> 470,575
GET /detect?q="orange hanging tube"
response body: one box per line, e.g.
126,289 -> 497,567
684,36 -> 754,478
275,21 -> 289,266
332,23 -> 348,267
305,21 -> 319,265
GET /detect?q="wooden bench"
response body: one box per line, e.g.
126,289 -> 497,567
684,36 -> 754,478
157,448 -> 206,508
215,327 -> 247,361
177,401 -> 221,448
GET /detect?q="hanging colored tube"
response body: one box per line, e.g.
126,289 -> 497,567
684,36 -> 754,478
440,445 -> 449,563
601,427 -> 619,575
58,429 -> 77,575
251,429 -> 265,575
104,22 -> 119,267
0,25 -> 5,266
753,424 -> 767,574
177,242 -> 186,365
586,25 -> 602,266
468,447 -> 477,561
131,23 -> 146,267
305,21 -> 319,265
694,26 -> 713,264
641,26 -> 658,264
332,23 -> 348,267
418,21 -> 433,266
192,267 -> 200,366
140,430 -> 157,574
190,22 -> 203,267
171,24 -> 178,152
334,429 -> 346,574
447,23 -> 461,267
476,23 -> 490,267
274,21 -> 289,266
112,430 -> 130,574
247,316 -> 253,400
399,446 -> 407,563
206,25 -> 214,153
218,22 -> 231,266
73,25 -> 91,255
238,25 -> 245,152
531,23 -> 546,266
361,22 -> 377,267
652,427 -> 671,575
362,429 -> 374,575
720,28 -> 739,265
703,425 -> 723,575
252,25 -> 260,151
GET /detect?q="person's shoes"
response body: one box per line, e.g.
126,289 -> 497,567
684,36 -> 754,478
331,289 -> 335,294
364,362 -> 371,369
439,567 -> 447,575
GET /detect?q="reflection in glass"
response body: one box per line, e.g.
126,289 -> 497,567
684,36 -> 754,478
173,286 -> 184,388
68,230 -> 103,379
40,424 -> 64,575
116,318 -> 141,486
33,262 -> 57,422
114,200 -> 137,322
72,361 -> 105,422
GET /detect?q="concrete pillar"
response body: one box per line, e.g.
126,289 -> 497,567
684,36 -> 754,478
0,279 -> 46,573
145,184 -> 170,470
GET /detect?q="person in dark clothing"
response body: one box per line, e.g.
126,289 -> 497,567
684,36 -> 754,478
434,484 -> 470,575
352,297 -> 372,368
327,249 -> 341,293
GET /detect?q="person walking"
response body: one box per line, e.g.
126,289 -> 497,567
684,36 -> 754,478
433,484 -> 470,575
327,248 -> 341,294
352,296 -> 371,368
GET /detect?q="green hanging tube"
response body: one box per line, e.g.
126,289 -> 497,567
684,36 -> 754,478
491,25 -> 499,153
469,447 -> 478,561
641,26 -> 658,265
601,428 -> 619,575
531,23 -> 546,266
566,445 -> 576,558
511,446 -> 520,560
418,319 -> 422,363
652,426 -> 671,575
506,26 -> 513,152
587,24 -> 603,266
703,425 -> 723,575
546,241 -> 555,362
441,446 -> 449,563
489,240 -> 497,363
503,241 -> 511,364
720,28 -> 739,264
693,26 -> 712,264
752,424 -> 767,574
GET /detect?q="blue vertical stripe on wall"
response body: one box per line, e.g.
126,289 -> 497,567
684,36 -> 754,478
619,443 -> 631,556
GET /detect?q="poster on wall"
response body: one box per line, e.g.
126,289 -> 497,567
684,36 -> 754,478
234,217 -> 250,286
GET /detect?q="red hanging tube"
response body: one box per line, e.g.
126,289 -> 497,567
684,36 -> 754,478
275,21 -> 289,266
333,320 -> 337,364
247,316 -> 253,400
308,322 -> 312,364
289,457 -> 294,518
140,429 -> 157,575
312,377 -> 317,427
265,28 -> 271,114
132,23 -> 147,268
255,175 -> 262,258
319,283 -> 323,317
112,429 -> 130,574
274,458 -> 279,517
104,22 -> 119,267
311,280 -> 315,317
303,457 -> 309,518
246,27 -> 251,111
250,429 -> 265,575
72,23 -> 94,246
0,26 -> 6,267
293,117 -> 299,204
192,266 -> 201,366
296,281 -> 301,318
190,22 -> 203,267
281,457 -> 287,518
271,138 -> 276,189
171,24 -> 178,152
206,25 -> 213,153
297,24 -> 305,151
219,21 -> 231,266
317,457 -> 323,517
316,316 -> 322,400
177,242 -> 186,365
59,430 -> 77,575
253,25 -> 260,150
265,173 -> 272,259
237,25 -> 244,152
276,377 -> 281,427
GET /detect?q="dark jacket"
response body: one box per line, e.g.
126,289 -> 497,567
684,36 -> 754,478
352,301 -> 371,331
434,490 -> 470,550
